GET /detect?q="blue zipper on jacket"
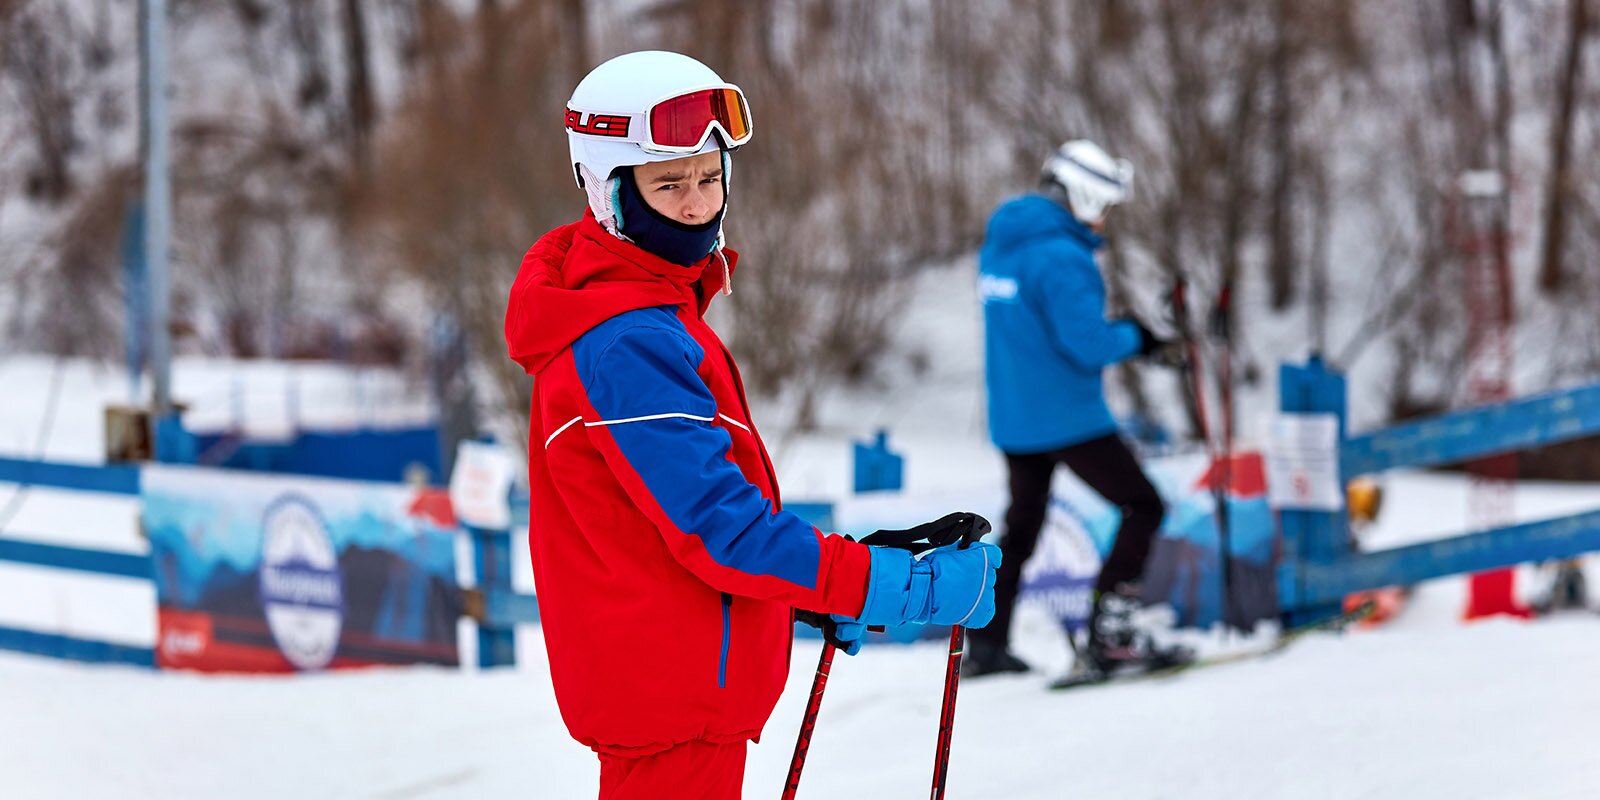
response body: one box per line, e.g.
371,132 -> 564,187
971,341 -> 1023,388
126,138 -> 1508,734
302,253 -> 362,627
719,592 -> 732,688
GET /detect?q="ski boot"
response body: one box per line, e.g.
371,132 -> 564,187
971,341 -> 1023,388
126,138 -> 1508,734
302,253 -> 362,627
1054,584 -> 1194,689
962,636 -> 1031,678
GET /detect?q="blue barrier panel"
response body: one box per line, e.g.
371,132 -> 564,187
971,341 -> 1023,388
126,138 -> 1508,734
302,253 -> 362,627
852,429 -> 904,493
485,591 -> 540,629
1277,358 -> 1349,625
1284,509 -> 1600,607
192,426 -> 444,484
784,502 -> 836,532
471,526 -> 516,668
1342,383 -> 1600,477
0,623 -> 155,667
0,457 -> 140,495
0,538 -> 151,579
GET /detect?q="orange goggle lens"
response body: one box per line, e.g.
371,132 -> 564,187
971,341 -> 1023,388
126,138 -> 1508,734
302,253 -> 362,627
648,87 -> 751,150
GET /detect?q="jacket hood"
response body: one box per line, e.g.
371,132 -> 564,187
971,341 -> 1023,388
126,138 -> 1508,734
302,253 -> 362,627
983,193 -> 1103,253
505,211 -> 738,375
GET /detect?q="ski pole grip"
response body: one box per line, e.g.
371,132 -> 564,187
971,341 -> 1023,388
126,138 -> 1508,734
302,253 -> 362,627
858,511 -> 990,554
956,513 -> 992,549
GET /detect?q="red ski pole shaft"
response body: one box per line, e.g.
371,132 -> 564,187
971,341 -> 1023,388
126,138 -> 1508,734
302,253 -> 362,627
930,625 -> 965,800
929,515 -> 990,798
782,642 -> 837,800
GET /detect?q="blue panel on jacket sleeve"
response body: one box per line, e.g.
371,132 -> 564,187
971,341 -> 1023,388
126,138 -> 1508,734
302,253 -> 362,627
572,308 -> 821,588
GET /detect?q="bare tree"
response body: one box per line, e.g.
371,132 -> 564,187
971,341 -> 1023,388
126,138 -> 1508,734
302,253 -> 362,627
1538,0 -> 1592,294
341,0 -> 377,169
4,6 -> 80,204
352,0 -> 589,448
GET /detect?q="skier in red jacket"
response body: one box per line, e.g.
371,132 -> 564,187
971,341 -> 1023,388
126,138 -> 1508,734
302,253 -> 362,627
504,51 -> 1001,800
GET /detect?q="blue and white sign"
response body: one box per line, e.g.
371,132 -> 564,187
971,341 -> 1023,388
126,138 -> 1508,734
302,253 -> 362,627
259,495 -> 344,670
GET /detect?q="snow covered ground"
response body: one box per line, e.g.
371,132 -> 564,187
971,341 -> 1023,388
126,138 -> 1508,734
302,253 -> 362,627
4,608 -> 1600,799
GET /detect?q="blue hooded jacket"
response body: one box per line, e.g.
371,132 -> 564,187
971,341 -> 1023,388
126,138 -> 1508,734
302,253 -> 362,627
979,194 -> 1141,454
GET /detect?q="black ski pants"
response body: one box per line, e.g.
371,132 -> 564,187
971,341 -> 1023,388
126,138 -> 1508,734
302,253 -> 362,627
971,433 -> 1166,649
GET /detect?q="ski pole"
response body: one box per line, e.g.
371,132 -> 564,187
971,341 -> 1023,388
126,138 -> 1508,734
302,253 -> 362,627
782,513 -> 989,799
1168,276 -> 1213,445
782,642 -> 836,800
1171,275 -> 1233,630
929,515 -> 991,800
1210,280 -> 1237,631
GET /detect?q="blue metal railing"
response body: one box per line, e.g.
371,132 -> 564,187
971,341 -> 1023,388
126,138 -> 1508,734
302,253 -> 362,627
1342,384 -> 1600,477
1278,358 -> 1600,620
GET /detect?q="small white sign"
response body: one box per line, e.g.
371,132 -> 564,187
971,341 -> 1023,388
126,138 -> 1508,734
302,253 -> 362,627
449,440 -> 517,530
1266,413 -> 1344,511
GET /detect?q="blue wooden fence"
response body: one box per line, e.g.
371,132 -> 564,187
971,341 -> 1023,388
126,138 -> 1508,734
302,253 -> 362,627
0,455 -> 836,671
0,455 -> 527,669
1278,357 -> 1600,623
0,456 -> 154,666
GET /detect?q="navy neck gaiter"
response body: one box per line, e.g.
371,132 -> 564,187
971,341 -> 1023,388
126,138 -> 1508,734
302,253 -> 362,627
615,168 -> 725,266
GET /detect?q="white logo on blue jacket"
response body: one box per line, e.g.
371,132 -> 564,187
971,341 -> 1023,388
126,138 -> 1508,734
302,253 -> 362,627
978,273 -> 1020,304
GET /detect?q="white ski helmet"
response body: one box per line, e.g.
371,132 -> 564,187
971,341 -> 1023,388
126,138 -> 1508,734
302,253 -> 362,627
565,51 -> 752,226
1041,139 -> 1134,225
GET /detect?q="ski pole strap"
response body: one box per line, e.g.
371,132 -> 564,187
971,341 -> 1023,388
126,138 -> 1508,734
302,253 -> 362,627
857,511 -> 991,554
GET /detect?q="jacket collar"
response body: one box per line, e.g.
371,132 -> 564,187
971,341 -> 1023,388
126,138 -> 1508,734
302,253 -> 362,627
1034,193 -> 1103,250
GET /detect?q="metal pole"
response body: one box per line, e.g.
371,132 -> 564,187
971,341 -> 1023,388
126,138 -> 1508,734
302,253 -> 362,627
142,0 -> 172,416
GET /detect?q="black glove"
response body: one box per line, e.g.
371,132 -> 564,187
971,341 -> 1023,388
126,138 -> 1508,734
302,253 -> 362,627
1146,339 -> 1187,369
1120,316 -> 1186,368
794,609 -> 860,652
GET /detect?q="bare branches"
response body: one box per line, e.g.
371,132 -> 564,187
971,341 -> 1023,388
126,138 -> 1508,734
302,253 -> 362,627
1538,0 -> 1592,294
4,5 -> 80,203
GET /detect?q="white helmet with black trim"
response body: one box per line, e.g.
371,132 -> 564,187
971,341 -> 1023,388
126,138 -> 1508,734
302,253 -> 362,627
1041,139 -> 1134,225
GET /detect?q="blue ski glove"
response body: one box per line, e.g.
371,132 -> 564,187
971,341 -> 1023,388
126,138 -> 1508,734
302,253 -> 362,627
842,542 -> 1002,634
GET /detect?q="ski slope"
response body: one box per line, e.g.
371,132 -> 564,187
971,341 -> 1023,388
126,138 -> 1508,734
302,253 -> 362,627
3,606 -> 1599,799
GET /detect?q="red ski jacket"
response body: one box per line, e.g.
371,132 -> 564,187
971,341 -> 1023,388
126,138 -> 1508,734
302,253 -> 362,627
505,213 -> 872,758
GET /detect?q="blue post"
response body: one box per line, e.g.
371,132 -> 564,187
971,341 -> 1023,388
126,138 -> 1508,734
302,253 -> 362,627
852,429 -> 905,494
120,203 -> 147,405
1277,356 -> 1349,626
153,412 -> 197,464
472,525 -> 516,668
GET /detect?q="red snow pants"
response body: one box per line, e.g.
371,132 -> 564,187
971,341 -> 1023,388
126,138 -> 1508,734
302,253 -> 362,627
598,739 -> 748,800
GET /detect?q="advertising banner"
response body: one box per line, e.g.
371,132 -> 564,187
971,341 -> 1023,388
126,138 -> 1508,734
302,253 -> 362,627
144,465 -> 461,672
1021,451 -> 1280,632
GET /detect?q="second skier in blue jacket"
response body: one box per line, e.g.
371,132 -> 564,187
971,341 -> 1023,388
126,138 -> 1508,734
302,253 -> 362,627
979,192 -> 1142,453
970,140 -> 1188,681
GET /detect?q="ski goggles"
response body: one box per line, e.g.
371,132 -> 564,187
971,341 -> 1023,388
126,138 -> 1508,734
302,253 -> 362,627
566,84 -> 752,154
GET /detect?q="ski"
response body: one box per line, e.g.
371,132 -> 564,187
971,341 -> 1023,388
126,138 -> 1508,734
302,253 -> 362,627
1048,600 -> 1376,692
